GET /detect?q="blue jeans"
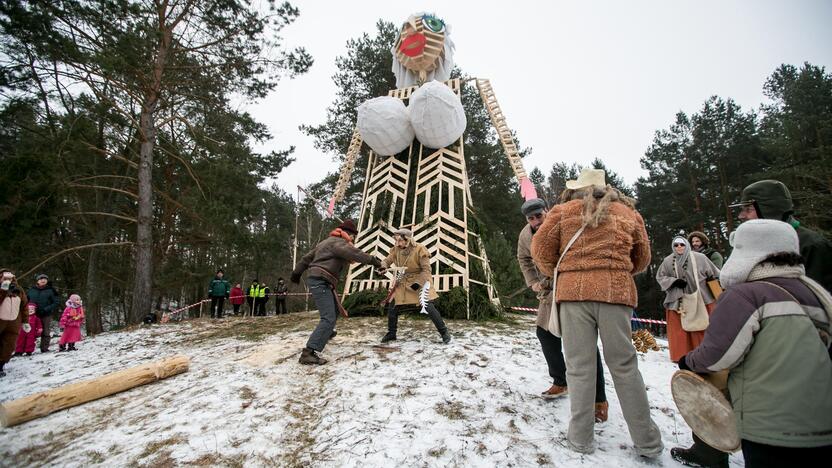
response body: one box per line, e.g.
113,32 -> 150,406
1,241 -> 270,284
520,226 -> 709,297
305,277 -> 338,352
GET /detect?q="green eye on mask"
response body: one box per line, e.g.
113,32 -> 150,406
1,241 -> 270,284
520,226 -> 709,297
422,15 -> 445,33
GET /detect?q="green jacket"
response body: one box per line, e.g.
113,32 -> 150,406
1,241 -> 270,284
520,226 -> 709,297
796,224 -> 832,292
208,277 -> 230,297
699,247 -> 724,269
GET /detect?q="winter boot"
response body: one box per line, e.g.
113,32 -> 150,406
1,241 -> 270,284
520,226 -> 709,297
670,434 -> 729,468
25,352 -> 32,356
441,331 -> 451,344
330,329 -> 337,339
380,333 -> 397,344
69,343 -> 77,351
594,401 -> 609,423
12,352 -> 22,357
59,344 -> 67,352
298,347 -> 327,365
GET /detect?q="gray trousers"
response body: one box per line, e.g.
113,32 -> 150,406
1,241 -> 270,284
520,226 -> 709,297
560,301 -> 663,457
305,277 -> 338,352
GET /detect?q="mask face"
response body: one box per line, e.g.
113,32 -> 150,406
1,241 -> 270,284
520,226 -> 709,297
394,14 -> 446,74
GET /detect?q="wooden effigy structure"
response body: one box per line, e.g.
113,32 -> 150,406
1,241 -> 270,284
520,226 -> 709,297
330,14 -> 536,318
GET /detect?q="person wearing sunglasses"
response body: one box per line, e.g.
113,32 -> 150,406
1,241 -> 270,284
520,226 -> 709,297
656,237 -> 721,363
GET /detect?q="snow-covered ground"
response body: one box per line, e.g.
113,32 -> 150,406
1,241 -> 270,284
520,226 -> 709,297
0,313 -> 743,467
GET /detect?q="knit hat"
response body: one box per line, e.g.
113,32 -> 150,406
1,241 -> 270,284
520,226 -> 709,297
730,180 -> 794,221
393,228 -> 413,239
36,274 -> 48,281
338,219 -> 358,235
719,219 -> 799,288
687,231 -> 710,247
66,294 -> 82,307
520,198 -> 546,217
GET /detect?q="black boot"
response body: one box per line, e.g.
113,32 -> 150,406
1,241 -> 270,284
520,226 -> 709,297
69,343 -> 77,351
381,332 -> 397,343
441,331 -> 451,344
59,344 -> 67,352
330,329 -> 337,339
298,347 -> 327,365
670,433 -> 729,468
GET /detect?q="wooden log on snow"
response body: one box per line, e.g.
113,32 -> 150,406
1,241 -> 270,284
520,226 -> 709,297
0,355 -> 190,427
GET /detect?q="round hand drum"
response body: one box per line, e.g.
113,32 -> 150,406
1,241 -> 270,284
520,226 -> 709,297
671,370 -> 741,453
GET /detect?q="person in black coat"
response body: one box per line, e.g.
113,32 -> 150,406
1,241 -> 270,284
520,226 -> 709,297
26,274 -> 59,353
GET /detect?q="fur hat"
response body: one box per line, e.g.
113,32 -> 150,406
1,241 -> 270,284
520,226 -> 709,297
719,219 -> 799,288
520,198 -> 546,217
338,219 -> 359,235
393,228 -> 413,239
687,231 -> 710,247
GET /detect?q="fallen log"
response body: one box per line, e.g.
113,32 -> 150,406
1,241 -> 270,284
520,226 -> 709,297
0,355 -> 190,427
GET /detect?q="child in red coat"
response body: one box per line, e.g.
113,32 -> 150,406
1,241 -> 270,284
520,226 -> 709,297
59,294 -> 85,351
14,303 -> 42,356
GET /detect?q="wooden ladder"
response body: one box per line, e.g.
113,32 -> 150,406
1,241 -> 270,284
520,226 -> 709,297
475,78 -> 529,184
331,128 -> 363,206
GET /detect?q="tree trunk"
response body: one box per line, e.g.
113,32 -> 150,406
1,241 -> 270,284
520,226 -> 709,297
130,18 -> 172,324
130,102 -> 157,324
84,247 -> 104,335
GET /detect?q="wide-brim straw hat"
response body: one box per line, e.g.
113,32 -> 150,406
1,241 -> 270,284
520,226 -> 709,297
565,168 -> 606,190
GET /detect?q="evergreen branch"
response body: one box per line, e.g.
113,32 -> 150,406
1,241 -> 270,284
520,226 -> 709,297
67,183 -> 139,200
62,212 -> 137,223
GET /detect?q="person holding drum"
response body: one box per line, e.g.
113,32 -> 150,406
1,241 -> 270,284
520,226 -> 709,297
677,220 -> 832,467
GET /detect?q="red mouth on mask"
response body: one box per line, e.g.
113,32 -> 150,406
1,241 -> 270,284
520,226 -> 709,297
400,33 -> 426,57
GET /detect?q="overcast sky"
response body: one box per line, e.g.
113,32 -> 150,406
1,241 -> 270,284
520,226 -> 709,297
248,0 -> 832,196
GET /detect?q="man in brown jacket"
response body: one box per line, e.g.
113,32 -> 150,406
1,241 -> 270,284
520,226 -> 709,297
379,228 -> 450,344
517,199 -> 608,420
291,219 -> 382,365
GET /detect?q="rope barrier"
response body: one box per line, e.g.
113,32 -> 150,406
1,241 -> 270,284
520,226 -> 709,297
509,306 -> 667,325
164,292 -> 313,319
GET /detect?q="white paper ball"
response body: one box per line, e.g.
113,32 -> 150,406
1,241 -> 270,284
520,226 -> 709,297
357,97 -> 414,156
409,80 -> 467,149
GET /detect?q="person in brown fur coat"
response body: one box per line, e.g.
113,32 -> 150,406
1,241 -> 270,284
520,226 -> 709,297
530,168 -> 663,458
1,269 -> 29,377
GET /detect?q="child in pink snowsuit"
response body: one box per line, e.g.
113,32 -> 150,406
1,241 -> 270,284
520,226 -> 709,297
14,303 -> 42,356
59,294 -> 85,351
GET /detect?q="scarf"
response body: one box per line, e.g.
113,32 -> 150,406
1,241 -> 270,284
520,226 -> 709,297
330,228 -> 353,244
672,236 -> 690,276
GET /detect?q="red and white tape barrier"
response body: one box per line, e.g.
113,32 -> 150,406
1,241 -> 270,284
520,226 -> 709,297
509,306 -> 666,325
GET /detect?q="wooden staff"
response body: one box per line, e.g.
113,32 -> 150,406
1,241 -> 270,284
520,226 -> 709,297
0,355 -> 190,427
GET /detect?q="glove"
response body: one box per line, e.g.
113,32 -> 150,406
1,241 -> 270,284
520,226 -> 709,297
410,283 -> 421,291
371,258 -> 382,268
678,354 -> 691,371
22,323 -> 31,333
672,279 -> 688,289
290,273 -> 301,284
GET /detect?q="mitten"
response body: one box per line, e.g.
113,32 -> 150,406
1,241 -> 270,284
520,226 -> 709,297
22,323 -> 31,333
672,279 -> 688,289
290,273 -> 301,284
678,354 -> 691,371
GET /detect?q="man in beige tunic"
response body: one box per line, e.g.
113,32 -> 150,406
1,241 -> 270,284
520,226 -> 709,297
379,229 -> 451,344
